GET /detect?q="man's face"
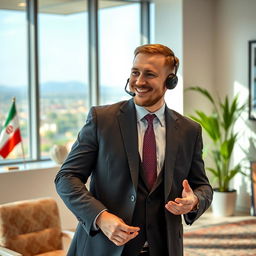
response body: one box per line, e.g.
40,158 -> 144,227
129,53 -> 169,112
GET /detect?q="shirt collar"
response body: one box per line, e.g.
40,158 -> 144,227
134,103 -> 166,127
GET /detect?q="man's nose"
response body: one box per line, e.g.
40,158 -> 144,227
135,75 -> 146,85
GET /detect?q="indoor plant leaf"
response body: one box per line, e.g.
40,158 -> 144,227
186,86 -> 246,192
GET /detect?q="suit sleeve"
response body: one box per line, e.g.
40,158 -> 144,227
184,124 -> 213,225
55,107 -> 106,235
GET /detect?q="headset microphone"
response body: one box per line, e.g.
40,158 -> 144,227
124,78 -> 136,97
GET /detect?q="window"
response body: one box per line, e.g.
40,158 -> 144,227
0,0 -> 150,165
38,1 -> 89,156
0,1 -> 29,160
99,1 -> 141,105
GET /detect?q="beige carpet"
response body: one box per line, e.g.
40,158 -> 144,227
184,219 -> 256,256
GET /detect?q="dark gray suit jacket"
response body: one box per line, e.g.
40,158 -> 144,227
55,99 -> 212,256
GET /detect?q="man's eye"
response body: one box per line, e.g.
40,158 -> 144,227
146,73 -> 156,77
131,71 -> 139,76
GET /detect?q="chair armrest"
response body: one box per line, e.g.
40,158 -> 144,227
61,230 -> 74,240
0,247 -> 22,256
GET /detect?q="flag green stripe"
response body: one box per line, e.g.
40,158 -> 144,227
3,102 -> 16,128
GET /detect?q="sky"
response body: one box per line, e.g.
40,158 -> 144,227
0,3 -> 140,88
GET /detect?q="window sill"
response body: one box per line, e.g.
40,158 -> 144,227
0,160 -> 59,174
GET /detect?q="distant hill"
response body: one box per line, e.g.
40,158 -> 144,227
0,81 -> 88,101
0,85 -> 26,102
0,81 -> 126,103
41,81 -> 88,97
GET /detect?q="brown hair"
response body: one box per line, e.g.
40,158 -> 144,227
134,44 -> 179,72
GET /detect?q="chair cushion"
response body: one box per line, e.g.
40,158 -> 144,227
36,250 -> 66,256
0,198 -> 61,238
0,198 -> 63,256
4,228 -> 62,256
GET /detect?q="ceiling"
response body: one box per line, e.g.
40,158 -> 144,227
0,0 -> 134,15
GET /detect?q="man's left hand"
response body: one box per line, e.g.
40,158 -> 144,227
165,179 -> 199,215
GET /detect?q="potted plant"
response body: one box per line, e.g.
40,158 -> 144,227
186,86 -> 246,216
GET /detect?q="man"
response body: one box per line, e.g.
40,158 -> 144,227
55,44 -> 212,256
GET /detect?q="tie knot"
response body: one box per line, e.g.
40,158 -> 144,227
144,114 -> 156,125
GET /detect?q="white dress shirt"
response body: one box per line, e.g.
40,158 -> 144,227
134,103 -> 166,176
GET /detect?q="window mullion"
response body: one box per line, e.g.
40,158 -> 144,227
88,0 -> 99,107
27,0 -> 40,160
140,1 -> 150,45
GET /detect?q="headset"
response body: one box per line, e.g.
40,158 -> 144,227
125,53 -> 179,96
165,55 -> 179,90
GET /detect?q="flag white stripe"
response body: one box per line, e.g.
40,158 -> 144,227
0,115 -> 20,149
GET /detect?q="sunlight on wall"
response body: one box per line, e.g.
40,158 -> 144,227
165,74 -> 183,114
233,80 -> 255,212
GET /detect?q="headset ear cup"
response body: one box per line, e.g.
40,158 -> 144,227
165,74 -> 178,89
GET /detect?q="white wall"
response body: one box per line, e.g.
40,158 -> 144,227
152,0 -> 184,114
154,0 -> 256,213
182,0 -> 217,188
183,0 -> 256,212
214,0 -> 256,212
183,0 -> 215,113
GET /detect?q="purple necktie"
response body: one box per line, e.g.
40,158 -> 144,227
142,114 -> 157,190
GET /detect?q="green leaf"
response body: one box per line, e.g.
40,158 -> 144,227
220,96 -> 232,131
220,95 -> 246,131
212,150 -> 222,171
189,111 -> 221,142
220,134 -> 237,160
223,165 -> 242,190
185,86 -> 215,104
185,86 -> 247,191
207,167 -> 218,177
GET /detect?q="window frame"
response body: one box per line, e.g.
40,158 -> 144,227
0,0 -> 150,166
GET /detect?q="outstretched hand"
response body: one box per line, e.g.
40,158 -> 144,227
96,211 -> 140,246
165,179 -> 199,215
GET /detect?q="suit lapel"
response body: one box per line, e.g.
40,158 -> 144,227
117,99 -> 140,189
164,107 -> 180,201
117,101 -> 180,197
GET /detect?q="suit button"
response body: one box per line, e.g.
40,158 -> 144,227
130,195 -> 135,202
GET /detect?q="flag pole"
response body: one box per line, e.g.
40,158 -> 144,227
13,97 -> 27,169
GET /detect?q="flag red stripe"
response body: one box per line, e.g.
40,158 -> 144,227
0,129 -> 22,159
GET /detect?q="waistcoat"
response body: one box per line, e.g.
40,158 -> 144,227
121,163 -> 168,256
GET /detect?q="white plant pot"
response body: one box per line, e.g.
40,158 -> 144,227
211,190 -> 237,217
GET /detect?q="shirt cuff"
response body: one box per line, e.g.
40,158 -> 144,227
190,201 -> 199,212
92,209 -> 107,231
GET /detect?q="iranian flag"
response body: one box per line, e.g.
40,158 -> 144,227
0,100 -> 22,159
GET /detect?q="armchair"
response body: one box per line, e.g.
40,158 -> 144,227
0,198 -> 73,256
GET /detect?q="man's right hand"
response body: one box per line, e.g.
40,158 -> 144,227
96,211 -> 140,246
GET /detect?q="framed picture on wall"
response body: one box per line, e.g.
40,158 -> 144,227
249,40 -> 256,120
251,161 -> 256,216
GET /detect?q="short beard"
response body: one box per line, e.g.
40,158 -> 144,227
134,94 -> 164,108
